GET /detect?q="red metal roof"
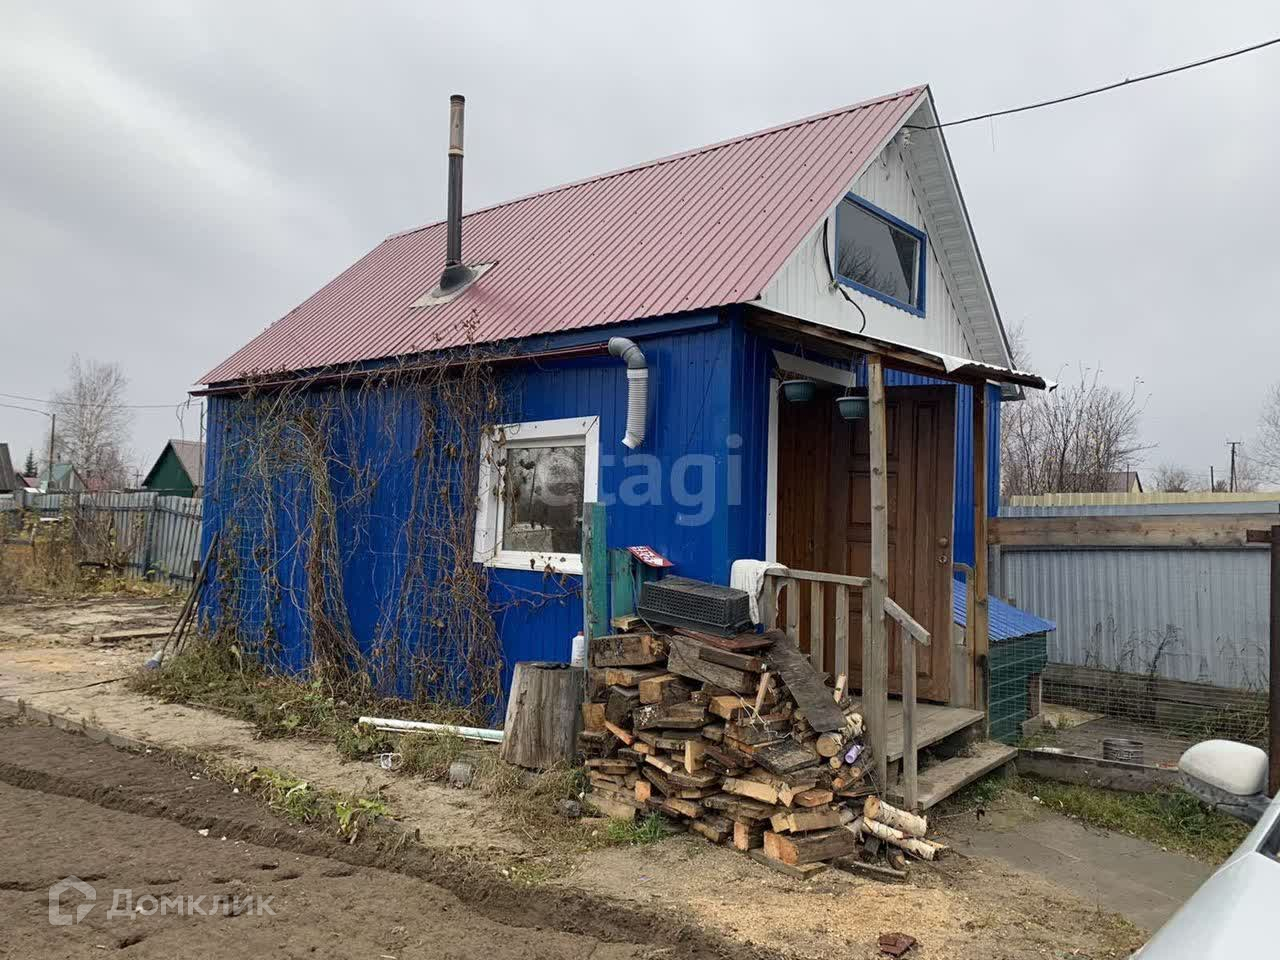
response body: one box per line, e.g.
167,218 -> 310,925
202,87 -> 926,385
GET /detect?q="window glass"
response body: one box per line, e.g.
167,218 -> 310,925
836,198 -> 921,308
500,443 -> 585,554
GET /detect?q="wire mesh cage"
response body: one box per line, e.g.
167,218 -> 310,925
637,576 -> 753,636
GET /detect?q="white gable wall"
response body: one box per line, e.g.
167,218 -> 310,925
758,118 -> 1003,365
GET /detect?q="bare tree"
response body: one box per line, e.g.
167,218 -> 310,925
48,356 -> 134,490
1257,382 -> 1280,482
1231,451 -> 1264,492
1004,318 -> 1030,369
1001,365 -> 1152,497
1152,463 -> 1192,493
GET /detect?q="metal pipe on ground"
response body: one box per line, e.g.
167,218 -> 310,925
356,716 -> 505,744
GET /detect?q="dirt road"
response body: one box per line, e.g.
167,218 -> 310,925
0,597 -> 1148,958
0,723 -> 742,960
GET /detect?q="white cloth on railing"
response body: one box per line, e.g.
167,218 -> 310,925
730,559 -> 787,624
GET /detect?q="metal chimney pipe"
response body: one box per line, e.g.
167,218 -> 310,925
440,94 -> 473,290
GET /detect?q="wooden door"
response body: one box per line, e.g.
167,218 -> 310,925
776,384 -> 955,701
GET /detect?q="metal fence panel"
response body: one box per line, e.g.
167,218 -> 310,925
0,491 -> 203,584
1003,547 -> 1269,690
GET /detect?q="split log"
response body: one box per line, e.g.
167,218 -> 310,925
733,820 -> 764,850
860,817 -> 946,861
589,793 -> 640,820
581,702 -> 606,732
590,632 -> 668,667
603,720 -> 634,745
748,848 -> 827,879
769,807 -> 841,833
753,672 -> 772,713
793,789 -> 834,808
691,815 -> 733,843
639,674 -> 690,705
763,827 -> 857,865
602,666 -> 667,687
585,759 -> 636,775
864,797 -> 929,838
500,661 -> 584,770
659,797 -> 702,818
605,685 -> 641,725
723,776 -> 779,805
684,739 -> 705,773
667,637 -> 757,693
699,645 -> 768,673
708,694 -> 747,721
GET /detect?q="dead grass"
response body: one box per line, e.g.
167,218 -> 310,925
131,641 -> 632,866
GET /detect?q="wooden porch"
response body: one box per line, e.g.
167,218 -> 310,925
760,348 -> 1017,810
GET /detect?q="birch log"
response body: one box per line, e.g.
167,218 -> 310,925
864,796 -> 929,837
860,818 -> 943,861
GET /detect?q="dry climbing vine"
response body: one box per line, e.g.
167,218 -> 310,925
200,346 -> 578,716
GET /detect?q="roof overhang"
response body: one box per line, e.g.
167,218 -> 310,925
748,308 -> 1052,391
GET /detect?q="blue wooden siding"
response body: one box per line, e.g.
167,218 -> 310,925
200,308 -> 1000,705
201,312 -> 751,702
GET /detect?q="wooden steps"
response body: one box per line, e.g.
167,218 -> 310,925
884,703 -> 984,762
889,741 -> 1017,810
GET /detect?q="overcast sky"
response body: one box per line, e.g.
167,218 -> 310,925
2,1 -> 1277,487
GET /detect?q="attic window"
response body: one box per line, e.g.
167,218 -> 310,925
835,195 -> 926,315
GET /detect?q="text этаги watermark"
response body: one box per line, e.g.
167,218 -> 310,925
48,876 -> 275,925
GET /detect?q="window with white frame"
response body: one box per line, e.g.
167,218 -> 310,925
473,416 -> 599,574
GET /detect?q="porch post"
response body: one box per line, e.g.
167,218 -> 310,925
866,354 -> 889,791
972,385 -> 991,732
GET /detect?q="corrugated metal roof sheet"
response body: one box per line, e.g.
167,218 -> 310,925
169,440 -> 205,486
201,87 -> 927,385
954,577 -> 1056,642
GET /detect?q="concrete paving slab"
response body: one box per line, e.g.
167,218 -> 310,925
943,805 -> 1214,933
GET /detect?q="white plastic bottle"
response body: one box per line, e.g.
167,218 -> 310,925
570,631 -> 586,667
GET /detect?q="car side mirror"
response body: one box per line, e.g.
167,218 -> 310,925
1179,739 -> 1271,825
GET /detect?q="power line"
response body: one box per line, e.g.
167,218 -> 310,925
0,400 -> 53,418
908,35 -> 1280,131
0,390 -> 191,411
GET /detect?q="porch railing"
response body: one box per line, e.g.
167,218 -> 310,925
759,567 -> 931,809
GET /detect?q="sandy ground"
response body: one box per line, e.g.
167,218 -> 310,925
0,596 -> 1147,959
0,726 -> 663,960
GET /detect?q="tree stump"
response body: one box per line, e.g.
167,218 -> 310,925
500,661 -> 584,769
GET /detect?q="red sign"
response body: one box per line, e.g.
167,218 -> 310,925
627,545 -> 673,568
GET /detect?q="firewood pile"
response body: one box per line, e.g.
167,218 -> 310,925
578,623 -> 948,878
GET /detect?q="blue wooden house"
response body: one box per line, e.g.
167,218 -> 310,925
196,87 -> 1046,807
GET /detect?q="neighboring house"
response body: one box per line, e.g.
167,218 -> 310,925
197,87 -> 1047,804
141,439 -> 205,497
1101,470 -> 1143,493
38,462 -> 87,493
0,444 -> 16,494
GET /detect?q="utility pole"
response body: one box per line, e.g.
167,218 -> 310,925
1228,440 -> 1242,492
1210,465 -> 1216,491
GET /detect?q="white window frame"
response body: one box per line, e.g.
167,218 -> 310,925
473,415 -> 600,576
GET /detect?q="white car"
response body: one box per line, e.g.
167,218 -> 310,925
1136,740 -> 1278,957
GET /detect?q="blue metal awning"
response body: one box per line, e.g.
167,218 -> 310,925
953,577 -> 1055,642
